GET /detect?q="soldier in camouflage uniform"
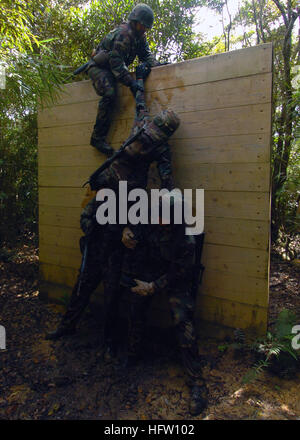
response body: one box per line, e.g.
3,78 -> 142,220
120,192 -> 208,416
91,64 -> 179,193
45,68 -> 180,342
86,3 -> 161,156
45,198 -> 124,345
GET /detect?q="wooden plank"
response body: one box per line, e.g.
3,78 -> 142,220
38,162 -> 270,191
42,43 -> 272,107
38,133 -> 270,165
39,224 -> 82,249
39,263 -> 268,310
39,249 -> 268,307
171,134 -> 271,164
40,243 -> 81,269
175,163 -> 270,192
39,188 -> 270,221
39,187 -> 86,207
119,73 -> 272,116
40,263 -> 79,288
196,295 -> 268,334
39,216 -> 269,251
38,72 -> 272,127
201,269 -> 269,308
38,104 -> 271,147
39,205 -> 82,229
39,241 -> 268,280
204,191 -> 270,221
202,244 -> 269,279
204,217 -> 269,250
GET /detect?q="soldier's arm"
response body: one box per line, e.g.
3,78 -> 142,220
153,237 -> 195,293
132,78 -> 150,128
155,144 -> 175,190
108,33 -> 135,87
80,197 -> 98,234
138,37 -> 160,67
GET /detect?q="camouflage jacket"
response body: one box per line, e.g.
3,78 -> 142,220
96,22 -> 159,86
95,78 -> 174,191
121,224 -> 195,293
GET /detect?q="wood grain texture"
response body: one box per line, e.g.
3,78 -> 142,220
38,44 -> 273,333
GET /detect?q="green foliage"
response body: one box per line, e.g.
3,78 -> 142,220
1,0 -> 299,247
217,344 -> 229,352
242,309 -> 299,384
0,1 -> 77,244
1,0 -> 208,244
203,0 -> 300,254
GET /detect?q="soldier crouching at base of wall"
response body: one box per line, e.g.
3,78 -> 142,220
83,3 -> 161,156
45,67 -> 180,343
119,191 -> 208,416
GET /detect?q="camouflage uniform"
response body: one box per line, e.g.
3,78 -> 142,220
91,77 -> 176,192
120,223 -> 204,384
49,198 -> 124,343
88,20 -> 159,151
46,82 -> 179,340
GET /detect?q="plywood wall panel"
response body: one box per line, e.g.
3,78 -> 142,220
38,44 -> 272,334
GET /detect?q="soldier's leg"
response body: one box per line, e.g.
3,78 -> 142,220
168,291 -> 208,415
87,66 -> 116,156
101,244 -> 124,357
126,291 -> 151,363
45,236 -> 104,340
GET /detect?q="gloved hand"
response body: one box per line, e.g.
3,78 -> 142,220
131,279 -> 155,296
122,227 -> 138,249
136,62 -> 151,80
129,80 -> 144,97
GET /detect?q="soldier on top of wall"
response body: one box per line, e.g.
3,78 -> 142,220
85,3 -> 161,157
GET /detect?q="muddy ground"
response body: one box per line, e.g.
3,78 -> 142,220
0,238 -> 299,420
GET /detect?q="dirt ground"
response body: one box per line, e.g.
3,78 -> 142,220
0,238 -> 299,420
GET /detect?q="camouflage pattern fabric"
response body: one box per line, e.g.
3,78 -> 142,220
96,22 -> 159,86
91,78 -> 174,192
87,66 -> 117,144
88,21 -> 159,146
57,219 -> 124,338
121,224 -> 204,383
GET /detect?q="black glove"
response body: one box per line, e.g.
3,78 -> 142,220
136,62 -> 151,80
129,80 -> 144,97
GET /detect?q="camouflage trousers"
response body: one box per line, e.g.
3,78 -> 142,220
87,66 -> 117,143
126,287 -> 204,383
59,230 -> 123,343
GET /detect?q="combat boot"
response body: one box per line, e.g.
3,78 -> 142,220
45,325 -> 76,341
90,137 -> 114,157
189,381 -> 208,416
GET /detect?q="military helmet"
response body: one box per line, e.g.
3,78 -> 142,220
128,3 -> 154,29
143,109 -> 180,145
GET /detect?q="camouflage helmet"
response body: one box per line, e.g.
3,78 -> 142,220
143,109 -> 180,145
128,3 -> 154,29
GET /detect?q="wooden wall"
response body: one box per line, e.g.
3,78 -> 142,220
38,43 -> 273,335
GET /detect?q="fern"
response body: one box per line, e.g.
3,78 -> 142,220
241,309 -> 299,383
